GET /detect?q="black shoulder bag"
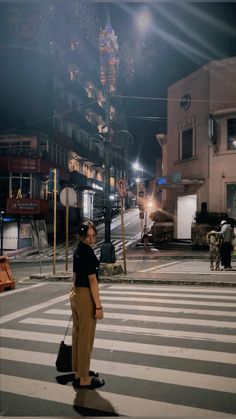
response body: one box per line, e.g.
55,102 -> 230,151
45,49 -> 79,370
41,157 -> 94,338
55,315 -> 73,372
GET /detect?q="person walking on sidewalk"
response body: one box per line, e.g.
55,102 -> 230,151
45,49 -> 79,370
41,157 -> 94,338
218,220 -> 234,270
70,221 -> 105,390
206,228 -> 221,271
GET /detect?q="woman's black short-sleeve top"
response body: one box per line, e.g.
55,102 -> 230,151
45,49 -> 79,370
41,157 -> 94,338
73,241 -> 99,288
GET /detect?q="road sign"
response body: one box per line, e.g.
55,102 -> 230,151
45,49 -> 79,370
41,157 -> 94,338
60,187 -> 77,207
48,168 -> 59,192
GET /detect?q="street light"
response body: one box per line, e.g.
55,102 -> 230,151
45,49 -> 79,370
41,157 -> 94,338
136,7 -> 152,32
132,161 -> 143,174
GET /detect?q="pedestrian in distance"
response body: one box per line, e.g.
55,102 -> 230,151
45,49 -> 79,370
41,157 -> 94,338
142,226 -> 149,248
70,221 -> 105,390
218,220 -> 234,271
206,227 -> 221,271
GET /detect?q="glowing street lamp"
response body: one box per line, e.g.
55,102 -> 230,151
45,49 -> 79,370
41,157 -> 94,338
135,7 -> 152,33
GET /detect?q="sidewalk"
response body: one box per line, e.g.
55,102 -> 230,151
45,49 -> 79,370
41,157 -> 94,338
6,241 -> 230,260
126,243 -> 209,259
14,242 -> 236,286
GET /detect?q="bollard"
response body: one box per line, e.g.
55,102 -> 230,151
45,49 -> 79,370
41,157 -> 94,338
0,256 -> 16,292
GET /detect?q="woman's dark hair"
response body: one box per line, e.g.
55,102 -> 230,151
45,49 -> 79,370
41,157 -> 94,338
78,221 -> 97,240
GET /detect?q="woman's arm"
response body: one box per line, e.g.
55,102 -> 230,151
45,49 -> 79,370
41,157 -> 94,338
88,274 -> 103,319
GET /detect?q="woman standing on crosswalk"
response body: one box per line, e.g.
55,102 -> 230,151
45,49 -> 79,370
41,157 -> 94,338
70,221 -> 105,390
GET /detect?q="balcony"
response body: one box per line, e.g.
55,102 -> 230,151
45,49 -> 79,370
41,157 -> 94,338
6,198 -> 49,215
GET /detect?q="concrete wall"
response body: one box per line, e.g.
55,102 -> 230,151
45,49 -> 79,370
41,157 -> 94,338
164,57 -> 236,224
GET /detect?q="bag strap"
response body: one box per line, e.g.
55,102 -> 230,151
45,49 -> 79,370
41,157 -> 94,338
63,314 -> 72,341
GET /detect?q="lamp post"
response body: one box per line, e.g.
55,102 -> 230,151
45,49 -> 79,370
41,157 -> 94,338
133,162 -> 146,240
0,210 -> 4,256
99,16 -> 119,264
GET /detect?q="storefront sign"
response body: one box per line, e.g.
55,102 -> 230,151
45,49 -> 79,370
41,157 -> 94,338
7,198 -> 49,215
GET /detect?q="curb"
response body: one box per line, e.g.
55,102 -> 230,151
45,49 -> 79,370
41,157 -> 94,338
27,274 -> 236,287
10,255 -> 213,263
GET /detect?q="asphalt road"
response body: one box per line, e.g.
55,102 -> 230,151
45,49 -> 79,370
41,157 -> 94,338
1,281 -> 236,416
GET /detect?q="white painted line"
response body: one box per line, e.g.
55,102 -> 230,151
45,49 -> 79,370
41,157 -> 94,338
100,290 -> 236,301
3,323 -> 236,344
0,294 -> 69,325
1,350 -> 236,395
104,312 -> 236,329
139,261 -> 181,272
93,339 -> 236,364
0,328 -> 67,344
20,313 -> 236,329
0,282 -> 46,298
47,303 -> 236,317
108,285 -> 236,294
1,329 -> 235,364
1,374 -> 232,417
96,323 -> 236,343
91,359 -> 236,394
99,295 -> 236,308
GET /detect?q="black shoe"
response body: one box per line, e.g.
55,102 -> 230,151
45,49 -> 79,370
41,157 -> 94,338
73,376 -> 105,390
56,373 -> 75,385
89,370 -> 99,377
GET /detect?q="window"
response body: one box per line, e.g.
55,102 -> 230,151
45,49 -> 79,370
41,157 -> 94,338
180,128 -> 193,160
10,173 -> 32,198
227,184 -> 236,219
227,118 -> 236,150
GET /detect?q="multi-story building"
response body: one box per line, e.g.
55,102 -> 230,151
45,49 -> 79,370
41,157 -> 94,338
156,57 -> 236,239
0,2 -> 131,251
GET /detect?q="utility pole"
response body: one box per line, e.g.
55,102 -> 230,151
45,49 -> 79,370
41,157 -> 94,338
99,12 -> 119,264
100,86 -> 116,263
0,210 -> 4,256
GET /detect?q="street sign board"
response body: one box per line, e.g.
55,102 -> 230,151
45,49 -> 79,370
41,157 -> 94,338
60,187 -> 77,207
48,168 -> 59,192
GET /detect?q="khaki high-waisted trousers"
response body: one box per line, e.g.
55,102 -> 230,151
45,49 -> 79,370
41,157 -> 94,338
70,286 -> 96,377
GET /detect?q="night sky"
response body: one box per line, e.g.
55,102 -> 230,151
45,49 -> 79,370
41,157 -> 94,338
98,2 -> 236,176
1,2 -> 236,178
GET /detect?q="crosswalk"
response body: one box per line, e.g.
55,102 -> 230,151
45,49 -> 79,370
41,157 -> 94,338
24,236 -> 136,262
1,284 -> 236,416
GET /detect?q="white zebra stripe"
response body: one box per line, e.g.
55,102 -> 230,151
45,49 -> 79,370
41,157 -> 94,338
103,312 -> 236,328
96,323 -> 236,343
2,324 -> 236,344
99,290 -> 236,300
99,295 -> 236,308
47,305 -> 236,317
19,314 -> 236,329
1,348 -> 236,394
0,283 -> 46,298
1,374 -> 233,417
0,295 -> 69,325
1,329 -> 235,364
107,285 -> 236,294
